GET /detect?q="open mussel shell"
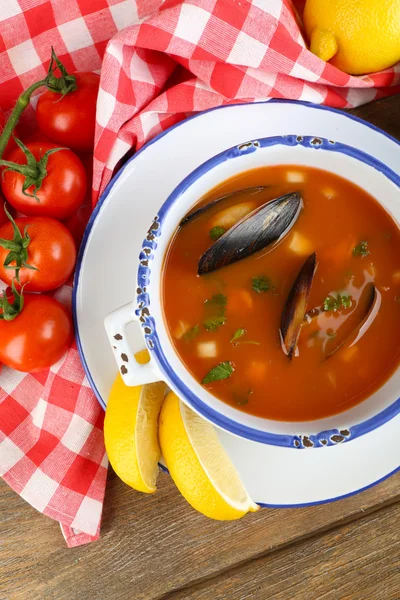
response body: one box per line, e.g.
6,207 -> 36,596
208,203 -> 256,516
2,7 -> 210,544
280,252 -> 317,359
180,186 -> 268,226
325,283 -> 380,359
198,192 -> 302,275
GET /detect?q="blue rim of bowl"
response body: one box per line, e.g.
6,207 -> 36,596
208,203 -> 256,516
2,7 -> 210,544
136,133 -> 400,449
72,100 -> 400,504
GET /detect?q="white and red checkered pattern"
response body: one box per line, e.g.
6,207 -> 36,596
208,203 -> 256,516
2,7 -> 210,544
0,0 -> 399,548
93,0 -> 400,198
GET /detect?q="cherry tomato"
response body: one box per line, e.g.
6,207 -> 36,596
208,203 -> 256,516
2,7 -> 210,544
1,142 -> 87,220
0,108 -> 19,158
0,295 -> 73,372
65,202 -> 92,248
0,216 -> 76,292
0,202 -> 8,228
36,73 -> 99,152
65,152 -> 93,247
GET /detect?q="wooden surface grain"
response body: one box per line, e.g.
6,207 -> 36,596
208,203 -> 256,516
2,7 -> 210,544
1,95 -> 400,600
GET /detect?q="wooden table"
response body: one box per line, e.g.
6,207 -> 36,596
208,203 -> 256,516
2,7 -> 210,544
1,96 -> 400,600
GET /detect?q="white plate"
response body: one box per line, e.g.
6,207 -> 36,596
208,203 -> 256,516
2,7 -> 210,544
74,101 -> 400,506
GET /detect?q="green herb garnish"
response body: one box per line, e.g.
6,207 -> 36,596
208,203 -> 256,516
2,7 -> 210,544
252,275 -> 270,294
233,389 -> 253,406
205,293 -> 227,310
209,226 -> 226,241
183,324 -> 199,341
230,328 -> 246,343
323,293 -> 352,312
202,361 -> 234,384
204,315 -> 227,332
353,240 -> 370,258
204,293 -> 227,331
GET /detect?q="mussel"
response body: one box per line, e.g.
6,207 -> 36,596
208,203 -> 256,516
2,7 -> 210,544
198,192 -> 302,275
180,186 -> 268,226
280,253 -> 317,359
325,283 -> 380,359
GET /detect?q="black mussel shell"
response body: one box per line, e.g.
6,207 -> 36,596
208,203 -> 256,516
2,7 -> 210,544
325,283 -> 380,359
280,252 -> 317,359
180,186 -> 268,227
198,192 -> 302,275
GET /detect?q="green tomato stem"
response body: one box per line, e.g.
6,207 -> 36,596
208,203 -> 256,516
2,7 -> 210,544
0,80 -> 47,160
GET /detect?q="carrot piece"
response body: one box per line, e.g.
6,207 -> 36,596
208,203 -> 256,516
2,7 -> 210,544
340,345 -> 359,362
228,289 -> 254,313
247,360 -> 268,381
320,236 -> 356,267
392,271 -> 400,285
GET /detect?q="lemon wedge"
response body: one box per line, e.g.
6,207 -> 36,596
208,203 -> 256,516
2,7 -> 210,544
159,391 -> 259,520
104,350 -> 166,493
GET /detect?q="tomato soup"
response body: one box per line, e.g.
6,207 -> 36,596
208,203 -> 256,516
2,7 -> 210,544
162,166 -> 400,422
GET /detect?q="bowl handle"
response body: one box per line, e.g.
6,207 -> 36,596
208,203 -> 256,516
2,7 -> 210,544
104,302 -> 162,386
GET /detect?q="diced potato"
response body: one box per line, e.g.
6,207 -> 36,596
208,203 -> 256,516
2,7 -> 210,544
135,349 -> 150,364
321,187 -> 337,199
393,271 -> 400,285
228,289 -> 254,313
341,345 -> 359,362
288,231 -> 313,256
247,360 -> 268,381
285,170 -> 306,184
208,201 -> 256,230
174,320 -> 190,340
197,341 -> 217,358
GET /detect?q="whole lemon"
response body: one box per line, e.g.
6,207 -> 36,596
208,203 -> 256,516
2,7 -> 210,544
304,0 -> 400,75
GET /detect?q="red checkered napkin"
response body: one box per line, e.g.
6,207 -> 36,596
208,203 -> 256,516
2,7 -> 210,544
0,0 -> 399,548
93,0 -> 400,198
0,0 -> 142,548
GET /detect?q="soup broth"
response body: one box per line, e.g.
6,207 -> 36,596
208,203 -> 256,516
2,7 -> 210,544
162,166 -> 400,422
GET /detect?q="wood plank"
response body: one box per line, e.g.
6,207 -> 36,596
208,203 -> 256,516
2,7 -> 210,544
349,96 -> 399,140
1,469 -> 400,600
165,500 -> 400,600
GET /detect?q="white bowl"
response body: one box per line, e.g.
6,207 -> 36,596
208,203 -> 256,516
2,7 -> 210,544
105,134 -> 400,449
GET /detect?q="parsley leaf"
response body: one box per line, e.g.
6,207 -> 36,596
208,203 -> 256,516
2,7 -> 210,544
204,294 -> 227,331
233,389 -> 253,406
252,275 -> 270,294
353,240 -> 370,258
204,315 -> 226,332
183,324 -> 199,341
341,295 -> 352,309
205,293 -> 227,310
209,226 -> 226,241
323,293 -> 353,312
202,361 -> 234,384
230,328 -> 246,343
